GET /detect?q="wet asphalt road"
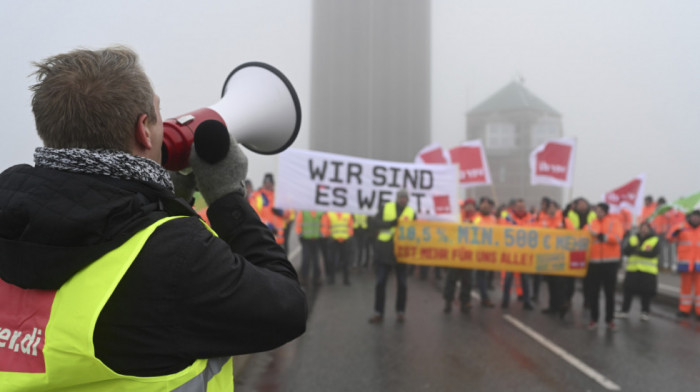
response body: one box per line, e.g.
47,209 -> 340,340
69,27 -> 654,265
236,252 -> 700,391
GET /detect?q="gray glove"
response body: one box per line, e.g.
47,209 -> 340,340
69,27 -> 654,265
189,136 -> 248,206
169,170 -> 197,202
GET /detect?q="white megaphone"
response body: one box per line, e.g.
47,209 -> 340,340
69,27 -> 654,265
161,62 -> 301,171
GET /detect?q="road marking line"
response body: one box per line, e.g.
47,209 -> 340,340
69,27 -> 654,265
658,283 -> 680,294
289,246 -> 301,260
503,314 -> 622,391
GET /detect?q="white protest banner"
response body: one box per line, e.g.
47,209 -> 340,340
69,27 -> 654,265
448,140 -> 492,188
529,137 -> 576,187
602,173 -> 646,215
415,143 -> 451,164
275,149 -> 460,222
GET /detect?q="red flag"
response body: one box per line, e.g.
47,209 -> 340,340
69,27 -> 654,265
415,143 -> 450,164
529,138 -> 576,187
448,140 -> 492,188
602,174 -> 646,215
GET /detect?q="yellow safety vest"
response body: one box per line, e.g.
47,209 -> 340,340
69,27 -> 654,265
328,212 -> 352,240
626,235 -> 659,275
377,202 -> 415,242
353,214 -> 368,230
567,210 -> 597,230
0,217 -> 233,391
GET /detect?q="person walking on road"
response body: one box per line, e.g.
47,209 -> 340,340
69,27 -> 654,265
565,198 -> 597,315
295,210 -> 324,286
499,199 -> 534,311
666,210 -> 700,319
472,197 -> 498,308
538,201 -> 571,317
322,211 -> 354,285
616,221 -> 659,321
353,213 -> 371,267
443,198 -> 477,313
368,189 -> 415,324
250,173 -> 287,247
587,203 -> 624,330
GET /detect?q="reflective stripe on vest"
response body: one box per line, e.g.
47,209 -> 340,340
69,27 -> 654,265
0,217 -> 233,391
377,203 -> 415,242
300,211 -> 322,239
173,356 -> 233,392
626,235 -> 659,275
328,212 -> 352,240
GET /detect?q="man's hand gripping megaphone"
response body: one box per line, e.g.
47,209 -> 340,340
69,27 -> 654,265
169,120 -> 248,206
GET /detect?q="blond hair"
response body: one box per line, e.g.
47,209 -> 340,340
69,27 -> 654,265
30,46 -> 156,152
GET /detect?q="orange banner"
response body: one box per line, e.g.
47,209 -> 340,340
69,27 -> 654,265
394,221 -> 591,277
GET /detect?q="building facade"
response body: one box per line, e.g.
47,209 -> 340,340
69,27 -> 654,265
309,0 -> 431,162
466,80 -> 566,208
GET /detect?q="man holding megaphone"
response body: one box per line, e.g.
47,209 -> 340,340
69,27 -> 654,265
0,46 -> 306,391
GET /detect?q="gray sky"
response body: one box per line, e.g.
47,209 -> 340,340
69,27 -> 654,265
2,0 -> 698,203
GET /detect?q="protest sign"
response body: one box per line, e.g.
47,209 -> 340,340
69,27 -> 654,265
276,149 -> 460,221
394,221 -> 591,276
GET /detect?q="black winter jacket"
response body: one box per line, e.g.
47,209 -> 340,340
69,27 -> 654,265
0,164 -> 307,376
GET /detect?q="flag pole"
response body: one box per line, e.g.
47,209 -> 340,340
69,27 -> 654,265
567,136 -> 578,204
490,183 -> 500,206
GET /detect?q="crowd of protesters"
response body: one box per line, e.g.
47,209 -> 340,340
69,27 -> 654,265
239,177 -> 699,328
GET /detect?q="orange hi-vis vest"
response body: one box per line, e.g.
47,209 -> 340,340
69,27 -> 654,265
667,222 -> 700,273
250,188 -> 274,223
589,215 -> 624,263
617,209 -> 633,232
651,212 -> 671,235
501,212 -> 532,227
250,189 -> 286,245
638,203 -> 657,225
473,214 -> 497,226
538,210 -> 564,229
461,211 -> 477,223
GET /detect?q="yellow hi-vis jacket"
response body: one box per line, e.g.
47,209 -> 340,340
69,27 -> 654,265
626,235 -> 659,275
0,217 -> 233,391
377,202 -> 415,242
566,209 -> 596,230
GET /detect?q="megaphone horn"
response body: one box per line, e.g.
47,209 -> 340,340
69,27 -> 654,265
161,62 -> 302,171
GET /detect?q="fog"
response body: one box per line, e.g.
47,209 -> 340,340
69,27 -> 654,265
1,0 -> 698,203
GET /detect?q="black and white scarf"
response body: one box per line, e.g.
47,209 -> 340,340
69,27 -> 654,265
34,147 -> 174,193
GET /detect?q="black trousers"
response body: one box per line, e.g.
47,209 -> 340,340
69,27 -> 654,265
299,238 -> 322,283
373,241 -> 407,314
443,268 -> 472,304
622,291 -> 652,313
354,228 -> 372,266
328,240 -> 351,283
546,276 -> 575,311
374,262 -> 408,314
587,262 -> 619,323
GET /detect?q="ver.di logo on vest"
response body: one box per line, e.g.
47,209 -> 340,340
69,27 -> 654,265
0,280 -> 55,373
